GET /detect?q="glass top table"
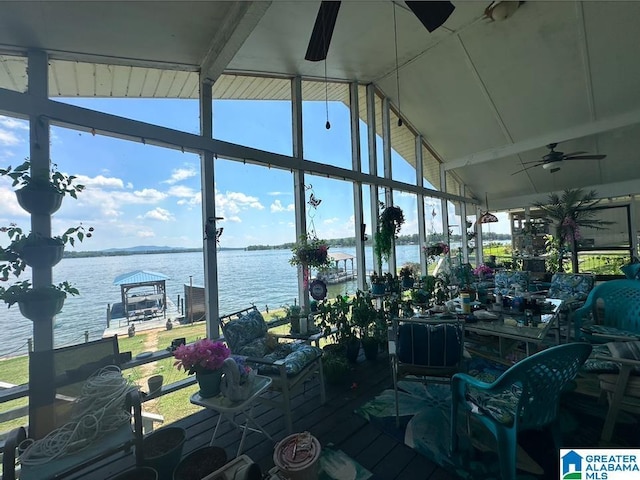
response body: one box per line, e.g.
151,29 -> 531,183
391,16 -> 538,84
421,298 -> 563,362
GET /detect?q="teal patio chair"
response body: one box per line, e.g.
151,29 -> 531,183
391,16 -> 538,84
573,279 -> 640,342
450,342 -> 592,480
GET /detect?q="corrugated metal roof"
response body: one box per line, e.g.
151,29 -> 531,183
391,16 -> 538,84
113,270 -> 170,286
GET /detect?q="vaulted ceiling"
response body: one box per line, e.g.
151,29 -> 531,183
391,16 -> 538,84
1,1 -> 639,210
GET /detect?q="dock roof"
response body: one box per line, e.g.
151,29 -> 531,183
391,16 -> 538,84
113,270 -> 170,286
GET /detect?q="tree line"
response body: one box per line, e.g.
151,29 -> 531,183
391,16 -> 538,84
246,232 -> 511,251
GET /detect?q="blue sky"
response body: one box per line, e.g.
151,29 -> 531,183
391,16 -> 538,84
0,98 -> 509,251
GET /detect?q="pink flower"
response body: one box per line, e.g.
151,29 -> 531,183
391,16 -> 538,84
173,339 -> 230,375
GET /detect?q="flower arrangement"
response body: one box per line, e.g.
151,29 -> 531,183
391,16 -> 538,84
289,234 -> 331,269
231,355 -> 254,383
473,264 -> 494,277
173,339 -> 230,375
423,241 -> 450,259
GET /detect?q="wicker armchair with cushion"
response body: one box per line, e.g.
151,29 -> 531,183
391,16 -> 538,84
219,306 -> 325,433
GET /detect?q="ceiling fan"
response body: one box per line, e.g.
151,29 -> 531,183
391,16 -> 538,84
511,143 -> 607,175
304,1 -> 455,62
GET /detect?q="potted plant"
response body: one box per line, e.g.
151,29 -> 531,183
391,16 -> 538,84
0,160 -> 85,215
374,203 -> 404,271
399,263 -> 418,289
283,302 -> 303,334
1,223 -> 93,269
369,271 -> 386,295
289,234 -> 331,269
533,189 -> 613,273
351,291 -> 379,361
317,295 -> 359,362
173,338 -> 230,398
142,426 -> 186,480
0,280 -> 79,321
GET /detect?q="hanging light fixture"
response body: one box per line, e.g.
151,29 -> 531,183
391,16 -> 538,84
478,193 -> 498,224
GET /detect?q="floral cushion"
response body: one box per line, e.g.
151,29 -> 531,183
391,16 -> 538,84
547,273 -> 594,302
493,270 -> 530,296
261,343 -> 322,376
582,342 -> 640,374
221,309 -> 268,352
465,384 -> 522,426
581,324 -> 640,341
222,308 -> 322,377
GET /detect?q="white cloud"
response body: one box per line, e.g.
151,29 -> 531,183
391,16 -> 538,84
168,185 -> 196,198
126,182 -> 133,189
75,174 -> 124,189
137,230 -> 155,238
270,199 -> 294,212
215,190 -> 264,220
163,167 -> 197,184
0,116 -> 28,130
0,185 -> 28,218
323,217 -> 340,224
227,215 -> 242,223
267,191 -> 289,196
141,207 -> 175,222
0,130 -> 20,146
132,189 -> 168,203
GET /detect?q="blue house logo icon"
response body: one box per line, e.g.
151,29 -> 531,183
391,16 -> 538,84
562,450 -> 582,479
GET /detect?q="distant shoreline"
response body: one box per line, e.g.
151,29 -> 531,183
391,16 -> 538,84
63,247 -> 243,259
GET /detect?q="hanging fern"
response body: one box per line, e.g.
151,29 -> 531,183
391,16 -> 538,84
375,204 -> 405,268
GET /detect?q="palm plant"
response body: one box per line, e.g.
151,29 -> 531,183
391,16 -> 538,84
533,189 -> 612,273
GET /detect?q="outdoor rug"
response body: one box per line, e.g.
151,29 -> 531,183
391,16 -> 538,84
355,359 -> 639,480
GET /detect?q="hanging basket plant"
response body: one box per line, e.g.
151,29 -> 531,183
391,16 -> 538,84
289,234 -> 332,269
374,203 -> 405,269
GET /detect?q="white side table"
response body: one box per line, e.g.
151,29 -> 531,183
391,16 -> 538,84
190,374 -> 273,456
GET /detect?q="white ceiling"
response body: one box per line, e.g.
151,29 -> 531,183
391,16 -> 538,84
1,1 -> 640,210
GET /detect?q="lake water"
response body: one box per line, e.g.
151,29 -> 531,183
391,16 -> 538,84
0,244 -> 430,358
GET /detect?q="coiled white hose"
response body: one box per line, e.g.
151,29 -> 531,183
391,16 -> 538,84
20,365 -> 135,465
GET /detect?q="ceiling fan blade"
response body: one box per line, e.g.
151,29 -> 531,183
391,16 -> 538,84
560,151 -> 587,157
305,1 -> 341,62
550,167 -> 561,173
511,163 -> 542,175
405,1 -> 455,32
564,154 -> 607,160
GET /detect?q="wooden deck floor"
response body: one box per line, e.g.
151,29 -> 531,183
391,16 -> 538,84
73,352 -> 457,480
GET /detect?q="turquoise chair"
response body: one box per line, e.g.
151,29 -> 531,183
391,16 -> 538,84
450,343 -> 592,480
573,279 -> 640,342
